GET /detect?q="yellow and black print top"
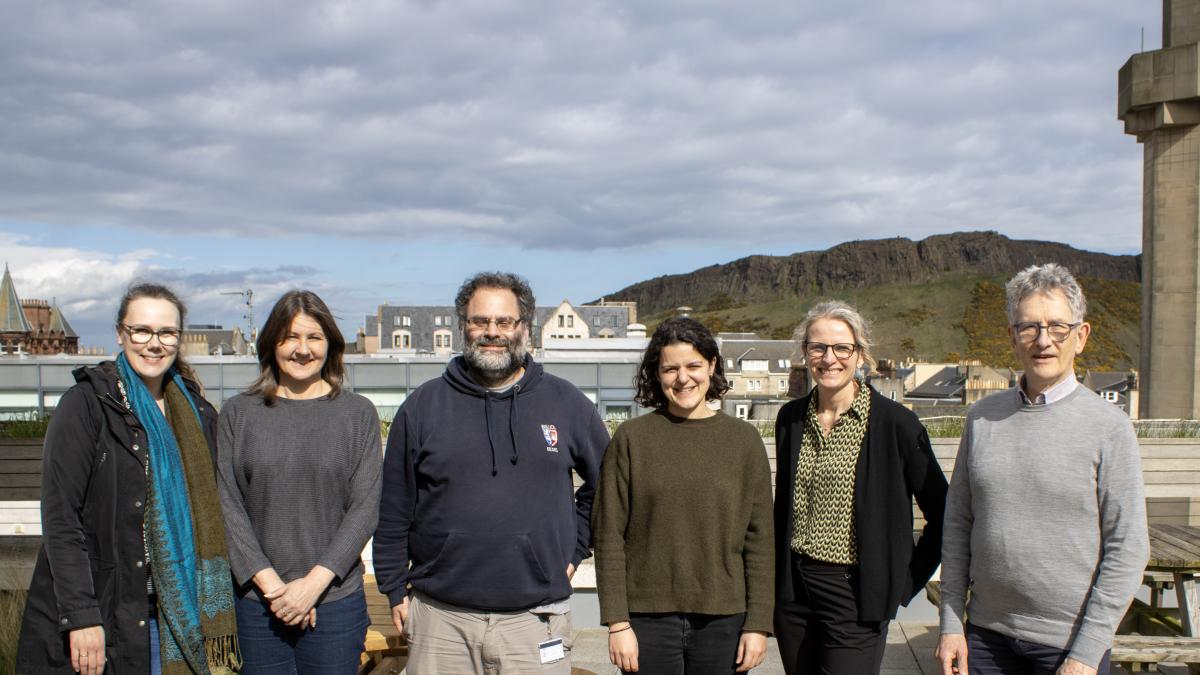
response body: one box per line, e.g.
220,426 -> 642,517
790,383 -> 871,564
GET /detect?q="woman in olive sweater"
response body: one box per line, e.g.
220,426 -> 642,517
593,317 -> 774,674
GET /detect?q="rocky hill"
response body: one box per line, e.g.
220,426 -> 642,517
596,231 -> 1140,316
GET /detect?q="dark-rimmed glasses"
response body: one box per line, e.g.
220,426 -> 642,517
122,324 -> 181,346
1011,322 -> 1080,344
465,316 -> 522,331
803,342 -> 857,360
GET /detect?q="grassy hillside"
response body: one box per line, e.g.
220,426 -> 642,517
641,275 -> 1141,369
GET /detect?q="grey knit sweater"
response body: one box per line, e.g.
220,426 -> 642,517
217,391 -> 383,603
939,386 -> 1149,668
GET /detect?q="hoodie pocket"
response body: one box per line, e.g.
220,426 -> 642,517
415,530 -> 554,609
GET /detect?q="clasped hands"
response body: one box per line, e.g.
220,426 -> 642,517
254,566 -> 335,630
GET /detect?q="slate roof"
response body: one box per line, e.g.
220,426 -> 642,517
905,365 -> 964,399
1082,370 -> 1131,392
374,306 -> 460,352
718,338 -> 798,374
0,265 -> 31,334
48,304 -> 76,338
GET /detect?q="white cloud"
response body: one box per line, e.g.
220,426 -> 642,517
0,1 -> 1154,253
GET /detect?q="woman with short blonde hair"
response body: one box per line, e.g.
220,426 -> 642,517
774,300 -> 947,674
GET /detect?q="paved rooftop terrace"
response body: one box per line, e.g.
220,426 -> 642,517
568,621 -> 942,674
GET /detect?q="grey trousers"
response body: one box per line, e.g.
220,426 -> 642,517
404,592 -> 574,675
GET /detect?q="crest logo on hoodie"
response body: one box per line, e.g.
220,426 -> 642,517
541,424 -> 559,452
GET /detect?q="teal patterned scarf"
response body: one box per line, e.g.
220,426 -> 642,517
116,354 -> 239,674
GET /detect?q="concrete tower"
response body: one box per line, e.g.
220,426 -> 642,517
1119,0 -> 1200,419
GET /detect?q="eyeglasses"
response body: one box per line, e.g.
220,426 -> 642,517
122,324 -> 181,346
803,342 -> 858,360
1011,322 -> 1080,343
465,316 -> 522,331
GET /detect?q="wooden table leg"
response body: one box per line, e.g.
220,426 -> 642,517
1174,572 -> 1200,637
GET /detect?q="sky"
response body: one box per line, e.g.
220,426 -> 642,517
0,1 -> 1159,350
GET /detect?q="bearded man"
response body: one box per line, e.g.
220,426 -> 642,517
374,271 -> 609,674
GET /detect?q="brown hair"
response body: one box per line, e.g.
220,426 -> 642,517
634,317 -> 730,409
247,289 -> 346,405
115,282 -> 200,387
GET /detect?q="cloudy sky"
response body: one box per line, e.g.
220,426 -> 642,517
0,1 -> 1156,349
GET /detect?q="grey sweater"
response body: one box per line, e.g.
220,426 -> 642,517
939,386 -> 1149,668
217,391 -> 383,603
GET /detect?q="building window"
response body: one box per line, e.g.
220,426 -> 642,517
402,315 -> 411,327
726,358 -> 734,368
735,404 -> 749,420
392,330 -> 412,349
747,379 -> 762,393
434,330 -> 452,350
393,316 -> 402,326
778,359 -> 790,368
1101,390 -> 1119,403
742,359 -> 768,371
567,315 -> 574,328
434,316 -> 442,327
777,379 -> 787,392
558,315 -> 565,327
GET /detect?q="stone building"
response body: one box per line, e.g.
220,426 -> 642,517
0,265 -> 79,356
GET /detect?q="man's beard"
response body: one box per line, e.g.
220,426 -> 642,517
463,331 -> 527,385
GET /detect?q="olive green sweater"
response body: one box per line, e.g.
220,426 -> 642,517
592,410 -> 775,632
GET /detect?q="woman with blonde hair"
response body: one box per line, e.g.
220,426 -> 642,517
773,301 -> 947,674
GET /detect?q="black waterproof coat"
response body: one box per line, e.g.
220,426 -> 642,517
773,384 -> 948,623
16,362 -> 219,674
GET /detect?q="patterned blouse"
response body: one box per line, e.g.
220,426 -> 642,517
790,382 -> 871,564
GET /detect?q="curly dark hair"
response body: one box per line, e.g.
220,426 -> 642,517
454,271 -> 536,332
634,317 -> 729,409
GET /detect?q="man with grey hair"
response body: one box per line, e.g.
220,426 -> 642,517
374,271 -> 610,674
936,263 -> 1148,675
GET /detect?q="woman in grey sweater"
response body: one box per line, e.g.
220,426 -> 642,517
217,290 -> 382,675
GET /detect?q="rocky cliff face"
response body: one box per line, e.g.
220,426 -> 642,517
597,231 -> 1140,316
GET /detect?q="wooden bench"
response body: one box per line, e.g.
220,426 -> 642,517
926,581 -> 1200,673
359,576 -> 407,675
1110,635 -> 1200,673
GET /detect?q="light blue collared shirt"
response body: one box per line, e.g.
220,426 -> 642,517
1018,371 -> 1078,406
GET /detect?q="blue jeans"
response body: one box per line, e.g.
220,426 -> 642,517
149,611 -> 161,675
965,624 -> 1111,675
236,591 -> 370,675
626,612 -> 744,675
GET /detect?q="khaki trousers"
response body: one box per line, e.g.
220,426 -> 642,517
404,592 -> 574,675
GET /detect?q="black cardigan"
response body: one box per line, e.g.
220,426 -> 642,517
773,385 -> 948,623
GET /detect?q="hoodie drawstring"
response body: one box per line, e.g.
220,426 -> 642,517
509,384 -> 521,466
484,394 -> 498,476
484,384 -> 522,476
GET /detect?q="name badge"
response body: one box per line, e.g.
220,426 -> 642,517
538,637 -> 565,664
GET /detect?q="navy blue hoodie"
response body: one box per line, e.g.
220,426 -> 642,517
373,355 -> 609,611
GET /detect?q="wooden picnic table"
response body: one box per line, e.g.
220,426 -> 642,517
1147,524 -> 1200,638
360,575 -> 406,674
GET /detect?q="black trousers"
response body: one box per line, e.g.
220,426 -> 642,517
774,552 -> 889,675
625,612 -> 744,675
965,624 -> 1111,675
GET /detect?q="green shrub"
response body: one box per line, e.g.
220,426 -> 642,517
0,590 -> 27,675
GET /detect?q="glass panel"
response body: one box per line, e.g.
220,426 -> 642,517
599,363 -> 636,388
542,363 -> 597,387
40,366 -> 80,388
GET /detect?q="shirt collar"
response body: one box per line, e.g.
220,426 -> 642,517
1018,371 -> 1078,406
808,381 -> 870,420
